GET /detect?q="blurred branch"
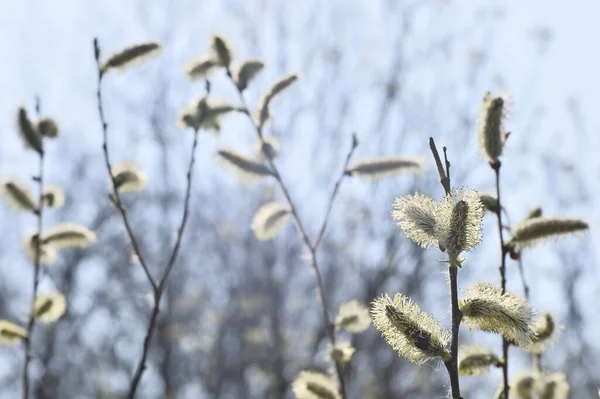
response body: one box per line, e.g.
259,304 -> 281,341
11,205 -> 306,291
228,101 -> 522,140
93,38 -> 208,398
225,66 -> 350,397
22,98 -> 45,399
92,38 -> 157,292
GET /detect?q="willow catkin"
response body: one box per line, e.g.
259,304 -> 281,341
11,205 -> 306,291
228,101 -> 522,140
42,185 -> 65,208
459,282 -> 536,347
216,149 -> 273,182
101,41 -> 162,73
0,178 -> 37,212
0,320 -> 28,345
33,292 -> 67,323
345,156 -> 425,180
457,345 -> 500,376
234,59 -> 265,91
210,35 -> 233,68
508,217 -> 588,249
371,293 -> 450,365
334,299 -> 371,333
292,371 -> 341,399
17,107 -> 42,153
185,55 -> 219,81
478,91 -> 508,163
436,187 -> 484,256
327,341 -> 356,363
41,223 -> 96,250
111,161 -> 147,193
392,193 -> 439,249
250,202 -> 291,240
36,117 -> 59,138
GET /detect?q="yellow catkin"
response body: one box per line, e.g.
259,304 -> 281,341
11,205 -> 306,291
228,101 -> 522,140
101,42 -> 162,73
509,217 -> 588,249
345,156 -> 425,181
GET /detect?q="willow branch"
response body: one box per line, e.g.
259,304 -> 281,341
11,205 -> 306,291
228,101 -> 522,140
93,38 -> 156,292
21,108 -> 45,399
430,139 -> 462,399
225,69 -> 347,397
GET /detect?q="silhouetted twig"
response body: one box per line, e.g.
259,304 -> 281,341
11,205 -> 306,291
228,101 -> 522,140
21,99 -> 45,399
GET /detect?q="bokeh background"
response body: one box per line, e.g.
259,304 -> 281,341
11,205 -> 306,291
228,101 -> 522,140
1,0 -> 599,398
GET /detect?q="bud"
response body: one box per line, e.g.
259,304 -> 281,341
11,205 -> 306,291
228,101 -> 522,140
210,35 -> 233,68
216,148 -> 273,182
254,136 -> 280,161
101,41 -> 162,73
42,185 -> 65,208
460,282 -> 536,347
292,370 -> 341,399
17,107 -> 42,154
255,73 -> 299,129
345,156 -> 425,181
41,223 -> 96,250
33,292 -> 66,323
508,217 -> 589,250
526,313 -> 561,355
0,178 -> 36,212
335,299 -> 371,333
0,320 -> 27,345
524,207 -> 543,220
371,293 -> 450,365
234,59 -> 265,91
250,202 -> 291,240
479,193 -> 500,214
511,369 -> 537,399
538,372 -> 569,399
36,117 -> 59,138
327,341 -> 355,363
458,345 -> 501,376
111,161 -> 147,193
177,97 -> 238,133
23,232 -> 57,265
185,55 -> 219,81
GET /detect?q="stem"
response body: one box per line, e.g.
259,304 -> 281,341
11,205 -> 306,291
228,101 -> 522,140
492,161 -> 510,398
128,125 -> 203,398
313,134 -> 358,250
21,145 -> 45,399
430,139 -> 461,398
226,69 -> 347,397
444,256 -> 463,399
93,39 -> 157,292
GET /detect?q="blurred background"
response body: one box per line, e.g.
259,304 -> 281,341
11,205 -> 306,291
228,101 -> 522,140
1,0 -> 599,397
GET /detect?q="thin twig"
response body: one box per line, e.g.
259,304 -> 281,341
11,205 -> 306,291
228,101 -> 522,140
226,68 -> 347,397
93,38 -> 156,291
21,106 -> 45,399
128,109 -> 206,399
430,138 -> 462,399
492,161 -> 510,399
313,133 -> 358,250
429,137 -> 450,195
